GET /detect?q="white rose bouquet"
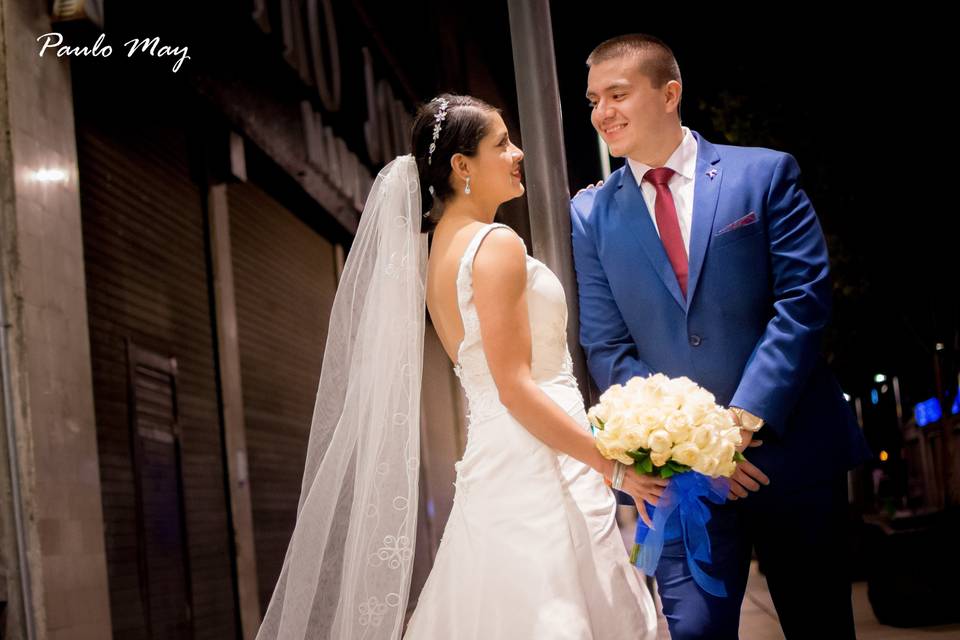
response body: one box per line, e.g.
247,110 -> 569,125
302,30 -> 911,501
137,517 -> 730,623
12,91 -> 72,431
587,373 -> 744,597
587,373 -> 745,479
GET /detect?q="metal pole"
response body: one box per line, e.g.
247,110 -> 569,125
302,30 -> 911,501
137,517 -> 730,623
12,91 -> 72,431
892,376 -> 904,427
597,132 -> 611,179
933,345 -> 954,507
506,0 -> 589,400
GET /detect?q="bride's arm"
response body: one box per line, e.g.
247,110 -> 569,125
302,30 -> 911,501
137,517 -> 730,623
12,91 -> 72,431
472,228 -> 666,512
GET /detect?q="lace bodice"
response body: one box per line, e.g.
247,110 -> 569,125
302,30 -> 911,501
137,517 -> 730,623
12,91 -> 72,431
452,223 -> 578,423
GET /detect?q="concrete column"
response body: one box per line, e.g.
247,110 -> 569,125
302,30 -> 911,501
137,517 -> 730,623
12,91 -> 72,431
205,183 -> 261,639
0,0 -> 113,638
506,0 -> 590,399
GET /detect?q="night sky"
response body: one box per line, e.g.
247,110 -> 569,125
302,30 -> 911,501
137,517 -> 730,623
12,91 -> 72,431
71,1 -> 958,417
458,5 -> 958,412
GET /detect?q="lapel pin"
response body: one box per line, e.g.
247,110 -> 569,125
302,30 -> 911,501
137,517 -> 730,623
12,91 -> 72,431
706,169 -> 718,180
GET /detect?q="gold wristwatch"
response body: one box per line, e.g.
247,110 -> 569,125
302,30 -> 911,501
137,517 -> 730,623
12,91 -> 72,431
730,406 -> 765,432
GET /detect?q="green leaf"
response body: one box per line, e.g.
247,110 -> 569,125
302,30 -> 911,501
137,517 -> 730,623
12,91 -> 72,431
660,466 -> 675,479
733,451 -> 746,463
640,458 -> 654,474
596,417 -> 605,431
630,543 -> 640,565
667,461 -> 691,473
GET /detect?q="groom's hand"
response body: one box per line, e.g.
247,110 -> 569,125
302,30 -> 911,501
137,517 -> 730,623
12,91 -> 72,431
727,458 -> 770,500
737,428 -> 763,452
728,408 -> 764,453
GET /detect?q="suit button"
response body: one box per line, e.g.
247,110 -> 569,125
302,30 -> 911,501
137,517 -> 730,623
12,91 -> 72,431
689,334 -> 702,347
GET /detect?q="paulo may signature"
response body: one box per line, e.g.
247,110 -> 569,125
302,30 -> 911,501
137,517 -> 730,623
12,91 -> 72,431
37,33 -> 191,73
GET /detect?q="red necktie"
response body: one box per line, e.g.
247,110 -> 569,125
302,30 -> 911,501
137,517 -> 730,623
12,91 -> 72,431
643,167 -> 688,298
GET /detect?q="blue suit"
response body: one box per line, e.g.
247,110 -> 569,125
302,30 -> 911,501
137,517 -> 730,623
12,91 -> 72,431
571,131 -> 870,638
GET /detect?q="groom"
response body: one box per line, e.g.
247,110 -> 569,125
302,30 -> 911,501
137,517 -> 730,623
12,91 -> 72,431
570,34 -> 870,639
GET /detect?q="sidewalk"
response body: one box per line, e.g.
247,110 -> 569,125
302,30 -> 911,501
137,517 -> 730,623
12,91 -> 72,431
737,562 -> 960,639
617,508 -> 960,638
648,562 -> 960,639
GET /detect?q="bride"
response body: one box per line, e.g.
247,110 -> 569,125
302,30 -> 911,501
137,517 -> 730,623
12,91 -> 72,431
254,94 -> 662,640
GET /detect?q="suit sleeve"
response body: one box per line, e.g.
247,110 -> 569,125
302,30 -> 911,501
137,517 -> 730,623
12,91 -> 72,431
570,194 -> 653,391
729,153 -> 832,436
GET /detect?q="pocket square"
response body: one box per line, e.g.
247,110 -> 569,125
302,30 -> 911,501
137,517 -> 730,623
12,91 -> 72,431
715,211 -> 757,236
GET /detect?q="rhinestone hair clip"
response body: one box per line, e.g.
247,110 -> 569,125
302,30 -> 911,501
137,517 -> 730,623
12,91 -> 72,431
427,97 -> 449,166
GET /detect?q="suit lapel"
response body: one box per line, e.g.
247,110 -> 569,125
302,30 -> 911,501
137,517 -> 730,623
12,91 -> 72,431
613,163 -> 686,311
686,132 -> 723,310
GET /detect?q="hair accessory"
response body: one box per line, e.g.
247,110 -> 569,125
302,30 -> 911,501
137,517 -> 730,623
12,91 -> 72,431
427,97 -> 450,165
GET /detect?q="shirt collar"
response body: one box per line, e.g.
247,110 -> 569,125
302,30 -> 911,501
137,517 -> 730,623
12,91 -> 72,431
627,126 -> 698,186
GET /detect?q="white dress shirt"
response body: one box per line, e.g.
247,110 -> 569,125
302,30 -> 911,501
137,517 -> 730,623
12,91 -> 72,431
626,126 -> 698,255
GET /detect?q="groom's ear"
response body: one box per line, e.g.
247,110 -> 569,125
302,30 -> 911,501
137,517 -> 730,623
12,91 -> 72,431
664,80 -> 682,114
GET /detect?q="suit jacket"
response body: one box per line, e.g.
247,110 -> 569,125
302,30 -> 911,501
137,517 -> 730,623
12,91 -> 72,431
570,130 -> 870,493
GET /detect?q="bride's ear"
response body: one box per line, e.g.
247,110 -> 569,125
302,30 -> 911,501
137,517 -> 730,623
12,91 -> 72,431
450,153 -> 471,186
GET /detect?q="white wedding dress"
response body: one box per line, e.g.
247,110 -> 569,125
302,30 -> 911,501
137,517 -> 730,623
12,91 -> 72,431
404,223 -> 657,639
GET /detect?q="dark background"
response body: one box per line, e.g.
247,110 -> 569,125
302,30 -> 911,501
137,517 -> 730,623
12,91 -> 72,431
435,4 -> 958,414
86,0 -> 958,422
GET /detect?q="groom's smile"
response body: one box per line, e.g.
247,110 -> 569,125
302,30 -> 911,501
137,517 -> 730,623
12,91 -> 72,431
586,52 -> 683,164
586,58 -> 655,158
602,123 -> 628,136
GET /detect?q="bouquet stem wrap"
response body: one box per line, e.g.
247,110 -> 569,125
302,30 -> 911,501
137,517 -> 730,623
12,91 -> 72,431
632,472 -> 730,597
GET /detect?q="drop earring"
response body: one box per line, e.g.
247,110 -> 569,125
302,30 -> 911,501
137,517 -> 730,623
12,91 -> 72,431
464,176 -> 471,195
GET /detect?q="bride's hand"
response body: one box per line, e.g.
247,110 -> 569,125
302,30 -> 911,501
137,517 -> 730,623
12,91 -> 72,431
574,180 -> 604,196
619,465 -> 668,528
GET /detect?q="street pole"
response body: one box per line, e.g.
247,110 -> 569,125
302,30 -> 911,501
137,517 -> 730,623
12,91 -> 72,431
506,0 -> 590,401
933,344 -> 954,508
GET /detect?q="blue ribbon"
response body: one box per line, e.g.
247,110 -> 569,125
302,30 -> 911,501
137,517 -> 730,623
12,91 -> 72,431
633,472 -> 730,597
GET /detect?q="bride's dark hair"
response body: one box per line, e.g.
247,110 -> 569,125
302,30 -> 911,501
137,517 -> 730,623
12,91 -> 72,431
410,93 -> 499,232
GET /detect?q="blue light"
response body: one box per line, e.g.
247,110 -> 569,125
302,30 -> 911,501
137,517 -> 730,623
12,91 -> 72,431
914,398 -> 942,427
871,389 -> 879,405
952,394 -> 959,416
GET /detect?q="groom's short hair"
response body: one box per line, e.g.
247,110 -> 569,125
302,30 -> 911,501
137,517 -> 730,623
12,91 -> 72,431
586,34 -> 681,88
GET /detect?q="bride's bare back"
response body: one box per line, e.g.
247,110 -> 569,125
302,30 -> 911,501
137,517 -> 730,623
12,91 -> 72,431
425,220 -> 488,365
